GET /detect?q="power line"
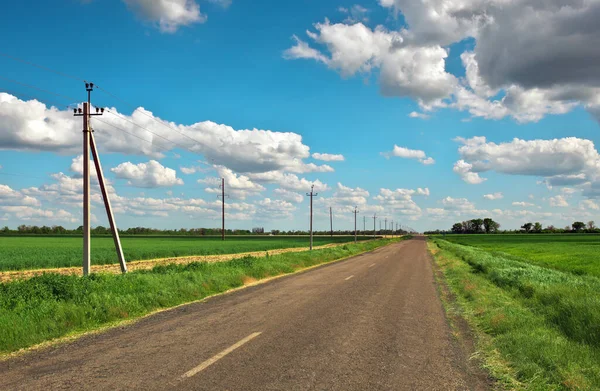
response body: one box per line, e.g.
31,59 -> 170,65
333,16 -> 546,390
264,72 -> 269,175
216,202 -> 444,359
95,84 -> 209,152
0,75 -> 78,102
0,51 -> 84,82
0,52 -> 210,157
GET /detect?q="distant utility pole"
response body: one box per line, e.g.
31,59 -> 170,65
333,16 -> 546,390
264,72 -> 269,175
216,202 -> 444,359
74,82 -> 127,275
217,178 -> 229,241
330,206 -> 333,237
306,185 -> 318,250
363,216 -> 366,234
353,206 -> 359,243
373,214 -> 377,238
385,218 -> 387,237
390,220 -> 393,238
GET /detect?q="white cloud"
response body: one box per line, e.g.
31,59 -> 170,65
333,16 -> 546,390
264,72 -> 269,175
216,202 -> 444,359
454,136 -> 600,187
273,188 -> 303,204
247,171 -> 329,193
338,4 -> 370,24
373,188 -> 424,218
200,165 -> 265,200
408,111 -> 430,119
123,0 -> 206,33
549,195 -> 569,208
0,93 -> 333,178
0,184 -> 41,207
581,199 -> 600,211
483,192 -> 503,200
284,20 -> 457,106
383,145 -> 435,165
289,1 -> 600,124
255,198 -> 296,220
453,160 -> 485,184
312,152 -> 345,162
111,160 -> 184,188
0,205 -> 76,223
512,202 -> 534,207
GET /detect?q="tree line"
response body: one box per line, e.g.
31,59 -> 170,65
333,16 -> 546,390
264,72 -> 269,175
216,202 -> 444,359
424,219 -> 600,234
0,225 -> 409,236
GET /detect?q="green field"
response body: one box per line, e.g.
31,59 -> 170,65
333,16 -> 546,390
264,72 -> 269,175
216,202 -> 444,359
440,234 -> 600,277
430,236 -> 600,390
0,236 -> 374,271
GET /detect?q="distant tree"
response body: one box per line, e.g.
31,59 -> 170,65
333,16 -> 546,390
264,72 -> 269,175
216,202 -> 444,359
483,218 -> 500,234
588,221 -> 596,230
565,225 -> 572,232
471,218 -> 484,233
1,226 -> 9,234
521,222 -> 533,233
451,222 -> 464,234
572,221 -> 586,232
545,225 -> 556,233
533,222 -> 542,233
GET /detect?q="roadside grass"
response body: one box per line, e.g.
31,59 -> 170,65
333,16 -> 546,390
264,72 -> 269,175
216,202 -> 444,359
0,237 -> 405,355
430,238 -> 600,390
0,235 -> 374,271
440,234 -> 600,278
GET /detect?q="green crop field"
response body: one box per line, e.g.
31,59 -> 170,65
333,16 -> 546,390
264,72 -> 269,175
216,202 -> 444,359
429,235 -> 600,389
439,234 -> 600,277
0,235 -> 374,271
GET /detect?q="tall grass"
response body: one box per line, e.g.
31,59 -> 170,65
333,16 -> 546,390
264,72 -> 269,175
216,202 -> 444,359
0,235 -> 374,271
431,238 -> 600,390
0,238 -> 402,355
441,234 -> 600,277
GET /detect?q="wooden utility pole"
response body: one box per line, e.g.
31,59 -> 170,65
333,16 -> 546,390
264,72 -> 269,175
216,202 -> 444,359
385,218 -> 387,238
390,220 -> 393,238
329,207 -> 333,237
306,185 -> 318,250
221,178 -> 225,241
90,133 -> 127,273
74,82 -> 127,275
373,214 -> 377,238
353,206 -> 359,243
82,102 -> 90,275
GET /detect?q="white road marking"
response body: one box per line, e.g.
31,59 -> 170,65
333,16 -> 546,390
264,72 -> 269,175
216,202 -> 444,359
369,263 -> 376,267
181,332 -> 262,378
345,275 -> 354,281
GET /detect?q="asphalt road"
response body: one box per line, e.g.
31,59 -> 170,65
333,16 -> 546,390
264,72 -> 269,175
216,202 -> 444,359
0,237 -> 488,390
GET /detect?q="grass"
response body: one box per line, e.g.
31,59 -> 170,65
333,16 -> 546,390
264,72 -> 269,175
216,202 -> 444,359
440,234 -> 600,277
0,235 -> 375,271
430,237 -> 600,390
0,237 -> 404,355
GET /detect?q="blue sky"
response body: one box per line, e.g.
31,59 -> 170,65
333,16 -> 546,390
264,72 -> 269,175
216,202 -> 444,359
1,0 -> 600,232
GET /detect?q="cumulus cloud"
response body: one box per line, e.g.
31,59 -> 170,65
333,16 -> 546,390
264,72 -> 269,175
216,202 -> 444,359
382,145 -> 435,165
284,20 -> 457,106
549,195 -> 569,208
453,136 -> 600,187
200,165 -> 265,200
512,202 -> 534,207
312,152 -> 345,162
483,192 -> 503,200
255,198 -> 296,220
0,93 -> 331,177
247,171 -> 329,193
273,188 -> 303,204
111,160 -> 184,188
288,1 -> 600,123
453,160 -> 485,184
123,0 -> 206,33
0,184 -> 40,207
372,187 -> 426,218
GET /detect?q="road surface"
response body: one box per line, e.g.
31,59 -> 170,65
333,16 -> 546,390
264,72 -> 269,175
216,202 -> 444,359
0,237 -> 488,390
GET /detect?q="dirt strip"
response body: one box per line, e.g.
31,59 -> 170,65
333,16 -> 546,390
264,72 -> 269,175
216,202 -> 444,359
0,240 -> 380,283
